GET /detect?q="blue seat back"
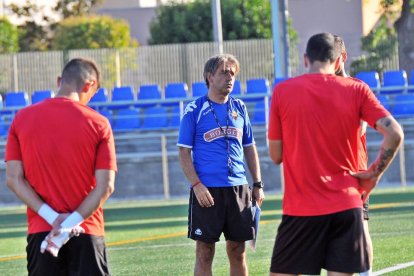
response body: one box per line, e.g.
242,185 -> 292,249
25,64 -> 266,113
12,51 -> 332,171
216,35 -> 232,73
231,80 -> 242,95
375,94 -> 391,111
246,78 -> 270,94
169,106 -> 182,128
112,86 -> 135,102
110,86 -> 135,110
113,108 -> 141,131
90,88 -> 108,103
381,70 -> 407,94
164,83 -> 188,107
5,91 -> 29,107
355,71 -> 380,91
32,90 -> 54,104
137,84 -> 161,107
408,69 -> 414,93
142,107 -> 168,129
192,82 -> 208,97
393,94 -> 414,117
251,101 -> 270,125
99,109 -> 113,127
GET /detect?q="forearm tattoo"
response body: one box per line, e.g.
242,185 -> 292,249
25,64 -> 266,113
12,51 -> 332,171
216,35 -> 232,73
373,147 -> 396,174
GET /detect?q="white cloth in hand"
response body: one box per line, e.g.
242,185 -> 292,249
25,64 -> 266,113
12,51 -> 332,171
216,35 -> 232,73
40,225 -> 84,257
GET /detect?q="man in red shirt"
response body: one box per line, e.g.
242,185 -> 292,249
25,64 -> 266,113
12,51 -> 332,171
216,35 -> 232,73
268,33 -> 403,275
6,58 -> 117,275
335,34 -> 373,276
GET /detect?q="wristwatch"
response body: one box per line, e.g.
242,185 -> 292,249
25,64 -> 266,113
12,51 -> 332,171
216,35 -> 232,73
253,181 -> 264,189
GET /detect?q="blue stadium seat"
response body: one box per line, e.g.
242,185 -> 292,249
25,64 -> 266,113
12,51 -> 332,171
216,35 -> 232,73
142,106 -> 168,129
89,88 -> 108,110
355,71 -> 380,92
109,86 -> 135,110
169,106 -> 182,128
32,90 -> 54,104
137,84 -> 161,107
163,83 -> 188,107
244,78 -> 270,102
375,94 -> 391,112
99,109 -> 113,127
231,80 -> 242,96
0,115 -> 10,136
113,108 -> 141,131
393,94 -> 414,117
408,69 -> 414,93
5,91 -> 29,108
251,101 -> 270,125
192,81 -> 208,97
380,70 -> 407,94
272,77 -> 288,89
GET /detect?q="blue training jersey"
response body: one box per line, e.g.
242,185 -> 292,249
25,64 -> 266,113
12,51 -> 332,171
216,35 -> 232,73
177,95 -> 255,187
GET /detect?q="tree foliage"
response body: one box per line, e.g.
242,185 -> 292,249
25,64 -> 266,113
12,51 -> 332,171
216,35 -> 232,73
7,0 -> 103,51
149,0 -> 272,44
0,17 -> 19,53
351,0 -> 414,75
52,16 -> 137,50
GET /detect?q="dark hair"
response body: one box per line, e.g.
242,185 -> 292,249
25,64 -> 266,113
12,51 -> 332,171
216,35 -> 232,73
61,58 -> 101,91
334,35 -> 346,55
305,33 -> 340,63
203,54 -> 240,88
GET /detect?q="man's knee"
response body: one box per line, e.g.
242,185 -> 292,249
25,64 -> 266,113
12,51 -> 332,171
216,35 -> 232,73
196,241 -> 215,264
226,241 -> 246,261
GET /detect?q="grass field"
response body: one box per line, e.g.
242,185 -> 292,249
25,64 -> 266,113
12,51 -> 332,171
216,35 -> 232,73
0,187 -> 413,275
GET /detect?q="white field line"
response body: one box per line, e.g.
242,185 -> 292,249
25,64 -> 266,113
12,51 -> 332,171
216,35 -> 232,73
373,261 -> 414,275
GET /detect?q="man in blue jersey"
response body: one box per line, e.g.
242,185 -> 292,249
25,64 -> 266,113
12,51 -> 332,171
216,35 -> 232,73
178,53 -> 265,276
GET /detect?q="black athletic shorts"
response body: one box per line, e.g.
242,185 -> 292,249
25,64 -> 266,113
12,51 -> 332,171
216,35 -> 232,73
27,232 -> 110,276
188,184 -> 254,243
363,197 -> 370,220
270,208 -> 369,275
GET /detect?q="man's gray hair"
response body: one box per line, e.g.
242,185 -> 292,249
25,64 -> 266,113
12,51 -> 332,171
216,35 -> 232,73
203,54 -> 240,88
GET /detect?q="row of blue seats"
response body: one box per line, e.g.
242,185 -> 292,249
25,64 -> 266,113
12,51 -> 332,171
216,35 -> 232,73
355,69 -> 414,94
0,78 -> 276,110
0,102 -> 269,136
3,69 -> 412,111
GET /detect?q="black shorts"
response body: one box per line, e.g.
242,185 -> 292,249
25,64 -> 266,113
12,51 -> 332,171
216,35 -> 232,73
27,232 -> 110,276
188,185 -> 254,243
270,208 -> 369,275
363,197 -> 370,220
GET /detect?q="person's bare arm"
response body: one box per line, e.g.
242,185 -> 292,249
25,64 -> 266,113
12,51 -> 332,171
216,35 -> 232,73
244,144 -> 264,206
178,147 -> 214,207
75,169 -> 115,219
268,140 -> 283,164
6,160 -> 46,213
352,116 -> 403,199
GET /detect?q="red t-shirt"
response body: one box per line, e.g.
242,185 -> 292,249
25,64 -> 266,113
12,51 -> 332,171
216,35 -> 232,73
5,98 -> 117,236
268,74 -> 389,216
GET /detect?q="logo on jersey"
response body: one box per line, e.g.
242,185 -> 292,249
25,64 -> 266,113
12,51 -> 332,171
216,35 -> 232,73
184,101 -> 197,116
231,110 -> 238,120
195,228 -> 202,236
204,127 -> 242,142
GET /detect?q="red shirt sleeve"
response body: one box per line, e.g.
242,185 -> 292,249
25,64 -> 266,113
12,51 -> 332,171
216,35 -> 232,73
268,86 -> 282,140
95,121 -> 117,171
359,84 -> 390,128
5,120 -> 22,161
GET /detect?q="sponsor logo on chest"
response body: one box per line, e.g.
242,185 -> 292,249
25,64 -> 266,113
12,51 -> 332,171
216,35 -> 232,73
204,127 -> 242,142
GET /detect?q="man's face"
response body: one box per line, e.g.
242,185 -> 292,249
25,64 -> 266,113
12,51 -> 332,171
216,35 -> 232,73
208,62 -> 237,96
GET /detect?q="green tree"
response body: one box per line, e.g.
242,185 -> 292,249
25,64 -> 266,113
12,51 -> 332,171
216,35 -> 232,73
52,15 -> 137,50
149,0 -> 272,44
351,0 -> 414,75
0,17 -> 19,53
7,0 -> 103,51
